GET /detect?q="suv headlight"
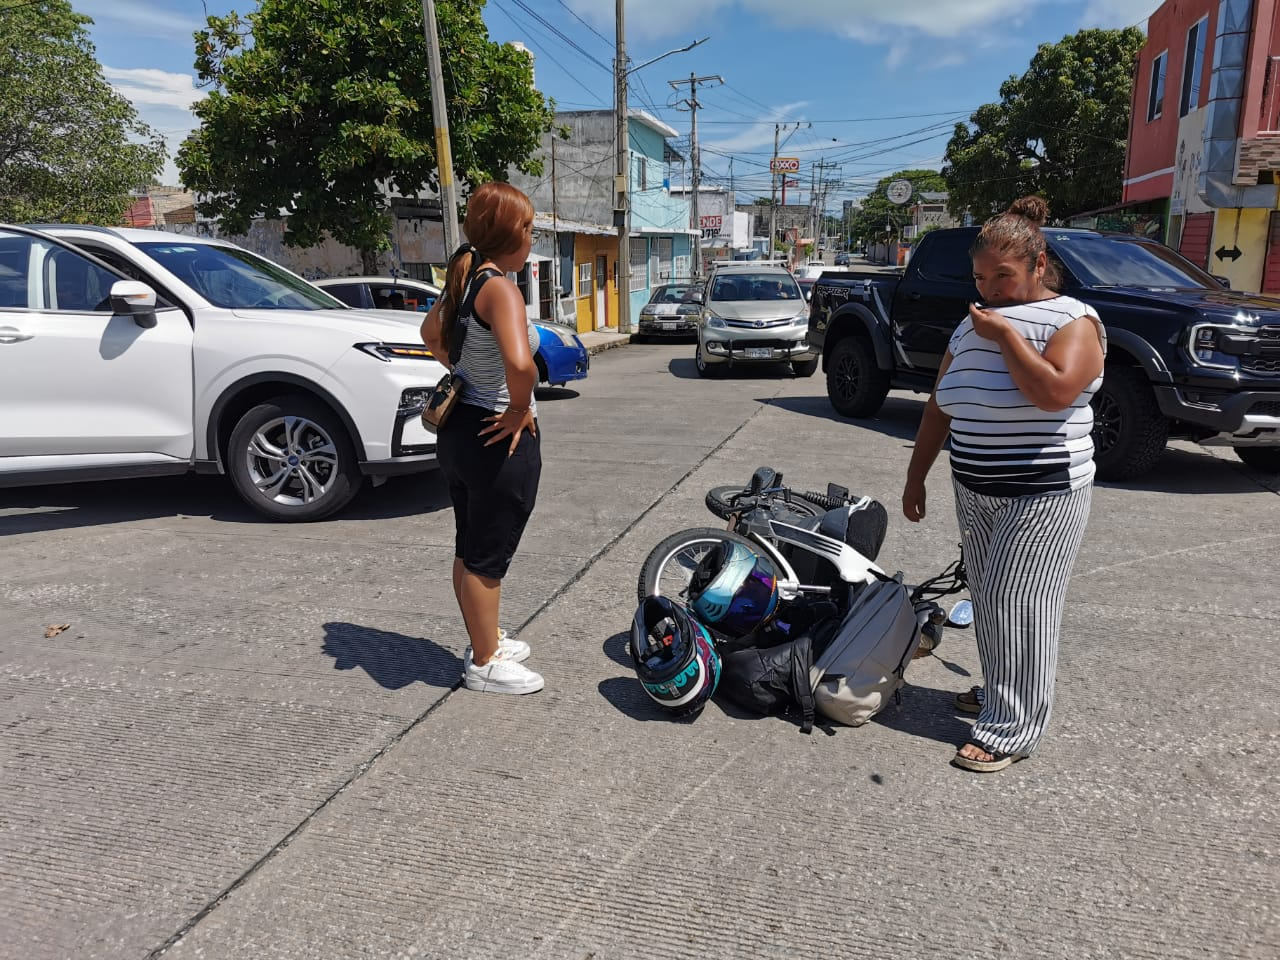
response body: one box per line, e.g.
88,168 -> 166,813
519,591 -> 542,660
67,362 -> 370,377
705,311 -> 727,329
357,342 -> 437,361
792,310 -> 810,326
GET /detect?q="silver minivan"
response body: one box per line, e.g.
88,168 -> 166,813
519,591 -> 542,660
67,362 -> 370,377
695,264 -> 817,378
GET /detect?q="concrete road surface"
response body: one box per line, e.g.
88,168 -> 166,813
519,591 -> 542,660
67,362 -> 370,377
1,342 -> 1276,959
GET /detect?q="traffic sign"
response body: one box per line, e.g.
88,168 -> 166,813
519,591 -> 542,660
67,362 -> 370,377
770,157 -> 801,173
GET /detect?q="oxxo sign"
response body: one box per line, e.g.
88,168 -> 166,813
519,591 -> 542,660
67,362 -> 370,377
770,157 -> 800,173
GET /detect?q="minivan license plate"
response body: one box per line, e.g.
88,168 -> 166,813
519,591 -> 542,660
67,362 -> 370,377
744,347 -> 771,359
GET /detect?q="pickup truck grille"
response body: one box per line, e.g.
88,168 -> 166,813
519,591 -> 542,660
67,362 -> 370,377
1243,357 -> 1280,374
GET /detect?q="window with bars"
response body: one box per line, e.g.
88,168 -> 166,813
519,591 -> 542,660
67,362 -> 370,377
655,237 -> 673,281
630,240 -> 648,292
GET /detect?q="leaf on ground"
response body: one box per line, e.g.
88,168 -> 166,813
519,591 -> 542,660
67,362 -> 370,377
44,623 -> 71,638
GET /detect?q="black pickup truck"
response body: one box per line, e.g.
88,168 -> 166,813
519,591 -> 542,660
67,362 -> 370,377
807,227 -> 1280,479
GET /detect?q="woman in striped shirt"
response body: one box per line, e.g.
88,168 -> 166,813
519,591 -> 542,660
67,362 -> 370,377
901,196 -> 1106,772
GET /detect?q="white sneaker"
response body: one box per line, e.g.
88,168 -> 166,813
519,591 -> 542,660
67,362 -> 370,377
465,629 -> 530,666
464,651 -> 544,695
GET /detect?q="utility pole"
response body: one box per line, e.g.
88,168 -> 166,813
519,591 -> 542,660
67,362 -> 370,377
614,0 -> 631,333
769,124 -> 780,261
813,158 -> 839,253
551,136 -> 564,325
421,0 -> 460,256
808,159 -> 818,253
768,121 -> 808,262
669,72 -> 722,279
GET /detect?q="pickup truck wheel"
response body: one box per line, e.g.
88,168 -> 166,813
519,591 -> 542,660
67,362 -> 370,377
791,357 -> 819,377
827,336 -> 890,418
228,396 -> 364,521
1090,366 -> 1168,481
1234,447 -> 1280,473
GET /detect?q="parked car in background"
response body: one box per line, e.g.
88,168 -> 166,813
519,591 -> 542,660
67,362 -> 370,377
637,281 -> 702,339
695,264 -> 816,378
314,275 -> 589,388
4,224 -> 445,521
834,252 -> 850,266
796,277 -> 816,302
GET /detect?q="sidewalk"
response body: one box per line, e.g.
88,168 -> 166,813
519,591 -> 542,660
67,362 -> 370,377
577,326 -> 634,355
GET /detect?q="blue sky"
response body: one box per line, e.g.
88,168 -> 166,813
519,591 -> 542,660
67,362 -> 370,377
79,0 -> 1157,210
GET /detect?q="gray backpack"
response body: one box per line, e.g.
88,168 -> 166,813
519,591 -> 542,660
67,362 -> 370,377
808,573 -> 922,727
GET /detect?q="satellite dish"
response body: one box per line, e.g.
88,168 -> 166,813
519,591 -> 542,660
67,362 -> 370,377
887,179 -> 913,205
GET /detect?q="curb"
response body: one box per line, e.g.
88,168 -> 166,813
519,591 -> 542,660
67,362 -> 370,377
583,334 -> 634,357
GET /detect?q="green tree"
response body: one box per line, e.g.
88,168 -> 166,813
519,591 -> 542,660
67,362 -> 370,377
848,169 -> 947,245
178,0 -> 555,269
0,0 -> 165,223
942,27 -> 1145,222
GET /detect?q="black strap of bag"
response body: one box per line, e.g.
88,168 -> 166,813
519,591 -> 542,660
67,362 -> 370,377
447,266 -> 503,367
790,639 -> 816,734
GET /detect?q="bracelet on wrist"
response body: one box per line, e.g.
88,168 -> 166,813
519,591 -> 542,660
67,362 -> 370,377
506,406 -> 530,415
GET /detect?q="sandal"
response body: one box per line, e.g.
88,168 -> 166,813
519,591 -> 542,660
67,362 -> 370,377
951,742 -> 1025,773
955,686 -> 983,714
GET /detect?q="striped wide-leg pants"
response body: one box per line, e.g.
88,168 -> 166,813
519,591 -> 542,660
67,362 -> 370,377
951,478 -> 1093,757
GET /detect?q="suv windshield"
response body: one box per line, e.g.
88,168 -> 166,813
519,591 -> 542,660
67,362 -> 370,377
135,242 -> 347,310
1050,235 -> 1218,290
709,273 -> 802,302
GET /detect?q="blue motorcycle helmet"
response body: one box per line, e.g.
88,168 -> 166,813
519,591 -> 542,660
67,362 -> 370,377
629,595 -> 721,719
688,538 -> 781,639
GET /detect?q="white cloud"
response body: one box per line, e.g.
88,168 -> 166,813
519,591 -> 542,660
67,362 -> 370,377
1078,0 -> 1154,31
78,0 -> 204,40
102,67 -> 205,111
570,0 -> 1039,42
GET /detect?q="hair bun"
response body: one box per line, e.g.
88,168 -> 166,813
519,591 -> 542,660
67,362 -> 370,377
1007,195 -> 1049,226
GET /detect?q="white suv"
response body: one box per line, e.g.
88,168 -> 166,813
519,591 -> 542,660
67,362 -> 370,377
0,224 -> 445,521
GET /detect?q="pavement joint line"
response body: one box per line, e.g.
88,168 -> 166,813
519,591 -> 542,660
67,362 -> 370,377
144,680 -> 464,960
146,369 -> 782,958
1073,529 -> 1280,578
507,385 -> 784,640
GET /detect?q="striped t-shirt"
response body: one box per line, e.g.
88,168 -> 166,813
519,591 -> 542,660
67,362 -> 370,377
936,295 -> 1105,497
454,268 -> 540,415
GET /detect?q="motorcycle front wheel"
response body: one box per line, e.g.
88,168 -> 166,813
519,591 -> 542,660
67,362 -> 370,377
636,527 -> 761,605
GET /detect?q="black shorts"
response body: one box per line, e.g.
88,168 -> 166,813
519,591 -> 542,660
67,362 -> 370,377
436,402 -> 542,580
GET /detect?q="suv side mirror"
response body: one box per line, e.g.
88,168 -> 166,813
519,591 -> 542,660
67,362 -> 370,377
109,280 -> 158,328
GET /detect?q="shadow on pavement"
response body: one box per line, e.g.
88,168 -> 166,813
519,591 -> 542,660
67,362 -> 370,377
597,675 -> 676,721
601,630 -> 632,668
872,683 -> 977,747
667,358 -> 810,381
322,622 -> 461,690
1095,445 -> 1278,495
0,471 -> 452,536
534,386 -> 580,401
760,394 -> 923,443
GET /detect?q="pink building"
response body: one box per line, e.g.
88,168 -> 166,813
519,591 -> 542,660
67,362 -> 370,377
1124,0 -> 1280,291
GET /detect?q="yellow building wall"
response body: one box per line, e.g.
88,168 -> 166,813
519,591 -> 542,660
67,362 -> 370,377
1209,206 -> 1272,293
570,236 -> 617,334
